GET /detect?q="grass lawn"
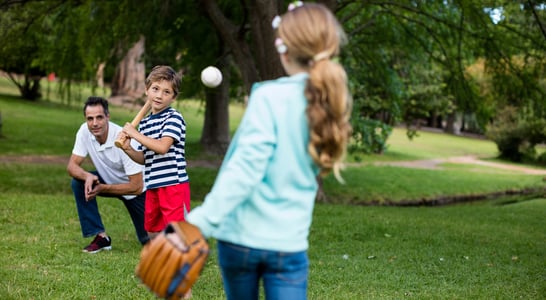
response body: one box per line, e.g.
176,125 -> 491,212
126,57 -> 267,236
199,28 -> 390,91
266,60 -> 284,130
1,186 -> 544,299
0,82 -> 545,299
349,128 -> 499,163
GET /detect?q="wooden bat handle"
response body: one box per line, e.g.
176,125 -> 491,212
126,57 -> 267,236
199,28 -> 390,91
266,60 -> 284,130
114,101 -> 151,148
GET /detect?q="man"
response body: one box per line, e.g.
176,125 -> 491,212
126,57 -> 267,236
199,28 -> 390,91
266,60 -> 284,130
67,96 -> 149,253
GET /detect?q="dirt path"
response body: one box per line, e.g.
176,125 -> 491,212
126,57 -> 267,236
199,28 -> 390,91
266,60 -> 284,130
369,155 -> 546,175
0,154 -> 222,169
1,154 -> 545,175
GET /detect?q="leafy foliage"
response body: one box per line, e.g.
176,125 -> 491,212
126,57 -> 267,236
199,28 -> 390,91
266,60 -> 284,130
339,0 -> 544,148
349,114 -> 392,155
0,1 -> 52,100
0,0 -> 544,154
486,106 -> 546,163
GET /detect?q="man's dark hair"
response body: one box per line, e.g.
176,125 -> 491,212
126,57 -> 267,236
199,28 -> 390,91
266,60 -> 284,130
84,96 -> 109,116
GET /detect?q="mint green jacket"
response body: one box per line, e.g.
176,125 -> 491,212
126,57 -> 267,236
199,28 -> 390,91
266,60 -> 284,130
187,73 -> 319,252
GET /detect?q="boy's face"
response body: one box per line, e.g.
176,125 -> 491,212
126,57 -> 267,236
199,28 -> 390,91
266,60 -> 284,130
146,80 -> 177,114
85,104 -> 109,144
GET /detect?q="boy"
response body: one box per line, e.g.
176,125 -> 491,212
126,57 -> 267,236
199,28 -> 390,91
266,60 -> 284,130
119,65 -> 190,239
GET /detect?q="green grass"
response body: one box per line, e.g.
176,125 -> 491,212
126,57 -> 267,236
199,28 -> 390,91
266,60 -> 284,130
1,83 -> 545,299
0,85 -> 245,161
0,95 -> 82,155
348,128 -> 499,164
1,189 -> 544,299
308,201 -> 545,299
2,93 -> 543,204
323,165 -> 545,205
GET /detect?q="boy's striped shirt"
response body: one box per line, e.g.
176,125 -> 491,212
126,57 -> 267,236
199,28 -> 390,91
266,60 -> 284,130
138,107 -> 188,189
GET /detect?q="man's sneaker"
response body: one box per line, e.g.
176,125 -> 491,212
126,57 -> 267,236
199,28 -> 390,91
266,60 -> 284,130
83,235 -> 112,253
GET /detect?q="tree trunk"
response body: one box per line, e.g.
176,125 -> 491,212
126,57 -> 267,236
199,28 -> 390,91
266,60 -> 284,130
96,62 -> 106,88
247,0 -> 285,81
21,74 -> 41,101
198,0 -> 341,199
428,111 -> 438,128
200,55 -> 231,155
199,0 -> 283,93
197,0 -> 271,156
110,36 -> 146,105
197,0 -> 287,155
7,72 -> 42,101
444,112 -> 461,135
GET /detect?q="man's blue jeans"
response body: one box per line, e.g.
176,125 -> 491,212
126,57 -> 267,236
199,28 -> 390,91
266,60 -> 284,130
71,172 -> 149,245
217,240 -> 308,300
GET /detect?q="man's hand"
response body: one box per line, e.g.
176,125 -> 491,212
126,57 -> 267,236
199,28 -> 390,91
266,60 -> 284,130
84,175 -> 100,201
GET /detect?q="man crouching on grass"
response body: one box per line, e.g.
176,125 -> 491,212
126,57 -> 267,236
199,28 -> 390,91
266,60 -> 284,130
67,96 -> 149,253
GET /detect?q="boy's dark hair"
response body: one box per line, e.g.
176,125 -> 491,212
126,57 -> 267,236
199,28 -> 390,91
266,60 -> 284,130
84,96 -> 109,116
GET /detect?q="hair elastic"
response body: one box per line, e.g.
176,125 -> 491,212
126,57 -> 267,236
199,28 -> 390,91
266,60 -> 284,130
288,1 -> 303,11
272,1 -> 304,29
313,51 -> 330,62
272,15 -> 282,29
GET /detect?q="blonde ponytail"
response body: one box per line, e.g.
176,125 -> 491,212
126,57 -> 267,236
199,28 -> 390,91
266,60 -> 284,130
306,59 -> 352,182
277,3 -> 352,182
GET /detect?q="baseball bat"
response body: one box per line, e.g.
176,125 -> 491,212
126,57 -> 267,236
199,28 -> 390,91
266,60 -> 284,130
114,100 -> 151,148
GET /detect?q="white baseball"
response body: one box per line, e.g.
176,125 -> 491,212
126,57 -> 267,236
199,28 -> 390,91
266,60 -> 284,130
200,66 -> 223,88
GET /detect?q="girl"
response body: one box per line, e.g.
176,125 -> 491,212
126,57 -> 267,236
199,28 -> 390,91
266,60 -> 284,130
187,3 -> 352,299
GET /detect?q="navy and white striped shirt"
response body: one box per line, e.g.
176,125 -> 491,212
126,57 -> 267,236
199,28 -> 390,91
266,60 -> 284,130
138,107 -> 189,189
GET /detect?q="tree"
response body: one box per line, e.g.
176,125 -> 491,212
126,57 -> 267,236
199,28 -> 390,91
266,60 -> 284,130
199,56 -> 232,154
193,0 -> 343,155
469,1 -> 546,161
197,0 -> 281,92
338,0 -> 544,148
0,0 -> 52,100
482,1 -> 546,118
110,36 -> 146,104
1,0 -> 544,158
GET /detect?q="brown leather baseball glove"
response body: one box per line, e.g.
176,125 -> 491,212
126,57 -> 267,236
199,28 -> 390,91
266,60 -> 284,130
135,221 -> 209,299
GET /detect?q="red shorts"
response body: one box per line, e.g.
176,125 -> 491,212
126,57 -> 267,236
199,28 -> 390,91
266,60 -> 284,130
144,182 -> 191,232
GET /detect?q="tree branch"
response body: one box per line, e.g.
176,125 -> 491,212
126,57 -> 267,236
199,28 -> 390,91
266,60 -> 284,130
527,0 -> 546,41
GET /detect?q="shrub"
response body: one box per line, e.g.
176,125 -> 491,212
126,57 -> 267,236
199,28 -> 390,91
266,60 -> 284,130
537,151 -> 546,164
349,116 -> 392,154
486,106 -> 546,162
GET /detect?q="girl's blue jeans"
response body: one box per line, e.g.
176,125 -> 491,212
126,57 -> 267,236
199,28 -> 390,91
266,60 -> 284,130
70,171 -> 149,245
217,240 -> 309,300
